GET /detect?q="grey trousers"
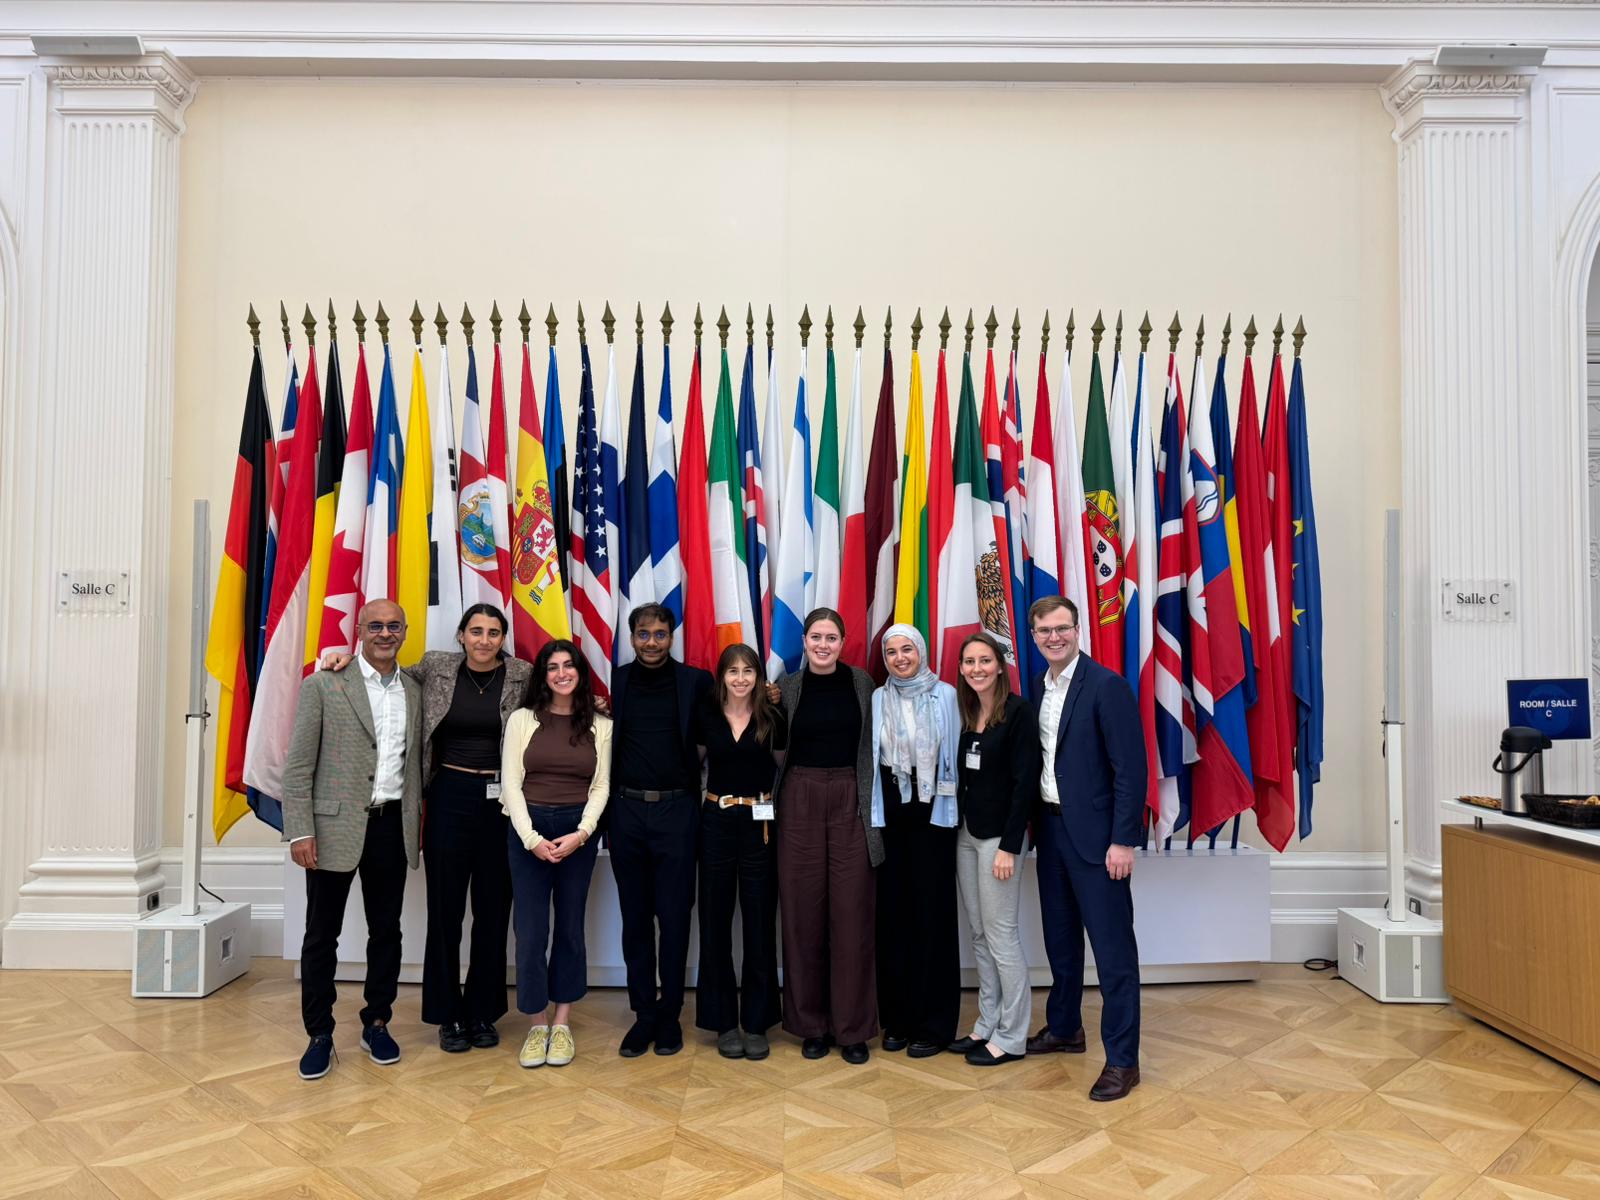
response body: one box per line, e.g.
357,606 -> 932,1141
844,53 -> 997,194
955,825 -> 1031,1055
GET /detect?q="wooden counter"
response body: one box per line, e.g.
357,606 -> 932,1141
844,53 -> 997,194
1442,820 -> 1600,1080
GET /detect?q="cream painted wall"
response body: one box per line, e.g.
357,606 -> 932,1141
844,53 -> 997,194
170,78 -> 1398,851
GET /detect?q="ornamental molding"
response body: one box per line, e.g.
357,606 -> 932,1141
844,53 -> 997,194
1382,63 -> 1535,115
44,61 -> 194,110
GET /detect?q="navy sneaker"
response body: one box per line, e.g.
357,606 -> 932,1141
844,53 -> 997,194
360,1021 -> 401,1065
299,1035 -> 335,1080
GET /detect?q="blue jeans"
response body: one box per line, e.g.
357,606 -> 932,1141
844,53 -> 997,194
507,804 -> 600,1014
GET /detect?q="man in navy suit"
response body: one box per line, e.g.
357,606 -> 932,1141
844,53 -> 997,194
1024,595 -> 1147,1101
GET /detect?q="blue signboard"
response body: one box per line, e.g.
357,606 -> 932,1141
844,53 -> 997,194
1507,678 -> 1592,741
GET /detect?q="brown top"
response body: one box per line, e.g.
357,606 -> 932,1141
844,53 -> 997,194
521,712 -> 598,807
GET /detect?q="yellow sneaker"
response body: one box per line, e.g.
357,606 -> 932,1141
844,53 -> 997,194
519,1025 -> 549,1068
547,1024 -> 575,1067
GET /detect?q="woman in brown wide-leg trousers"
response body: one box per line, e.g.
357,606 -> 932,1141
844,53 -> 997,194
774,608 -> 883,1064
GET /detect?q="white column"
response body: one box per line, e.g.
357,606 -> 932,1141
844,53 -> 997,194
1,55 -> 196,968
1383,63 -> 1540,917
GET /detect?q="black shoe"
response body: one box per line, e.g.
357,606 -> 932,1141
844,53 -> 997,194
468,1020 -> 499,1049
1025,1026 -> 1087,1055
801,1035 -> 833,1060
1089,1064 -> 1141,1101
947,1035 -> 982,1055
841,1042 -> 870,1065
298,1034 -> 335,1080
438,1021 -> 471,1053
965,1044 -> 1025,1067
653,1018 -> 683,1056
881,1032 -> 909,1052
619,1018 -> 654,1058
360,1021 -> 401,1065
907,1040 -> 943,1059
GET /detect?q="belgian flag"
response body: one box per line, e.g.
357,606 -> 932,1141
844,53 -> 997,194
205,342 -> 275,840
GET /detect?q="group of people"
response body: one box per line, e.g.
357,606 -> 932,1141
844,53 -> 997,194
280,589 -> 1147,1103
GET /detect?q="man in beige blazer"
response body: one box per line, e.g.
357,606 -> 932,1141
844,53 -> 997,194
283,598 -> 423,1080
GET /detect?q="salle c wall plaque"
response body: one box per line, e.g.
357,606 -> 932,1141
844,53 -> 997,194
1441,579 -> 1515,622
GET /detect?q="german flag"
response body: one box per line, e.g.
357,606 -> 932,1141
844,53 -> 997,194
205,343 -> 275,840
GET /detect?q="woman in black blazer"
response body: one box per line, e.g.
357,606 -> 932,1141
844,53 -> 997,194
951,632 -> 1040,1066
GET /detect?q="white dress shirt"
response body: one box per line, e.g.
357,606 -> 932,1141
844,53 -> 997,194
360,653 -> 408,804
1037,653 -> 1081,806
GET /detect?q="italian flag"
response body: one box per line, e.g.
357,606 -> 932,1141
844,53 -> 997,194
708,335 -> 754,654
811,336 -> 842,613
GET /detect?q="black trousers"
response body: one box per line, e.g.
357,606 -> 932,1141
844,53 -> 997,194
300,803 -> 408,1038
508,803 -> 601,1014
420,769 -> 513,1026
695,801 -> 779,1035
608,790 -> 698,1024
875,770 -> 960,1046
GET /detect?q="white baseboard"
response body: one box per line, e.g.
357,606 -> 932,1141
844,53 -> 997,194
157,846 -> 1385,971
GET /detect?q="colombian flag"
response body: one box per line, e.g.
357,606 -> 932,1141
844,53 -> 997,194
396,337 -> 433,664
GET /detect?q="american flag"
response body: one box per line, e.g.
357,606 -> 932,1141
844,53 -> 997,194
570,339 -> 617,700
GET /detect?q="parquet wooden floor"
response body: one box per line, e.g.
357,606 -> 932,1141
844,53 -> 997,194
2,960 -> 1596,1199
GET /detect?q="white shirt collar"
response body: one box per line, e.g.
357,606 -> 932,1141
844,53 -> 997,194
357,652 -> 398,687
1045,652 -> 1080,692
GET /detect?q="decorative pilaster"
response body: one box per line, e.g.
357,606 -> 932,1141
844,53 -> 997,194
1382,62 -> 1535,917
2,53 -> 196,968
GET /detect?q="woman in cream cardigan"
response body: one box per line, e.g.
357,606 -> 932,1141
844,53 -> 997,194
501,638 -> 613,1068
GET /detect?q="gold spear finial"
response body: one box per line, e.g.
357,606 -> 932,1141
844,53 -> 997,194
576,302 -> 587,344
302,303 -> 317,348
247,305 -> 261,348
1114,310 -> 1124,356
280,301 -> 291,350
938,307 -> 951,350
800,305 -> 812,347
1011,309 -> 1021,356
1220,314 -> 1232,358
746,304 -> 754,346
985,306 -> 998,350
1272,314 -> 1284,356
910,307 -> 923,350
1090,310 -> 1104,354
717,305 -> 730,348
517,301 -> 531,343
326,300 -> 338,343
353,301 -> 367,343
1194,314 -> 1205,357
1293,316 -> 1307,358
1065,309 -> 1075,358
1040,310 -> 1051,356
825,306 -> 834,350
661,302 -> 673,345
1168,312 -> 1182,354
766,305 -> 774,352
376,301 -> 390,346
1139,311 -> 1152,354
884,307 -> 893,351
461,303 -> 474,347
434,304 -> 449,346
1243,316 -> 1258,357
409,302 -> 424,345
601,302 -> 615,345
694,303 -> 703,347
853,307 -> 865,348
635,302 -> 644,346
489,301 -> 502,344
964,309 -> 975,353
544,303 -> 558,348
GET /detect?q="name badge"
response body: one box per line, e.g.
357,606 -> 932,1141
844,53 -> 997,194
752,801 -> 775,821
485,778 -> 502,800
965,749 -> 982,770
936,780 -> 956,797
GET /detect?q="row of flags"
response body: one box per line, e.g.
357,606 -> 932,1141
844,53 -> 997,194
206,302 -> 1322,861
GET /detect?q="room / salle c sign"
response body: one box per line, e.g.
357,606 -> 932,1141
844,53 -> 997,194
1441,579 -> 1515,622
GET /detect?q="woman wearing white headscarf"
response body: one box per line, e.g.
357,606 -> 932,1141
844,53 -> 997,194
870,623 -> 962,1058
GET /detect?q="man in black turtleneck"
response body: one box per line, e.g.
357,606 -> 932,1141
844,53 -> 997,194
608,603 -> 713,1057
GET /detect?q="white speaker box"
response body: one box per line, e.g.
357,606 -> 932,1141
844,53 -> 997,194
1336,908 -> 1447,1004
132,902 -> 252,998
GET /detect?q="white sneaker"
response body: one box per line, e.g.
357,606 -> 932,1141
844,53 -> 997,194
519,1025 -> 550,1068
547,1024 -> 575,1067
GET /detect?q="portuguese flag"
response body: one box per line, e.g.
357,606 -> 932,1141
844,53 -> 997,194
1082,347 -> 1125,673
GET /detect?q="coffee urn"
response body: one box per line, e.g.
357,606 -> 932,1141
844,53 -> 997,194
1493,725 -> 1552,816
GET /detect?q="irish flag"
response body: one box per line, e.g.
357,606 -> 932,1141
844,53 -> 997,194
811,323 -> 842,613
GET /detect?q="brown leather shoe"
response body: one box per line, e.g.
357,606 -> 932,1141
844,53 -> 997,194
1025,1026 -> 1087,1055
1089,1064 -> 1140,1101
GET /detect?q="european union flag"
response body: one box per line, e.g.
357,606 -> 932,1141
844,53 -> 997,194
1288,355 -> 1324,839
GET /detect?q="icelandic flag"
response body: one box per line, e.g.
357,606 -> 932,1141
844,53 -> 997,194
570,339 -> 618,700
617,337 -> 656,664
1289,356 -> 1324,838
651,337 -> 684,633
771,340 -> 814,677
362,342 -> 401,606
1023,345 -> 1061,701
737,339 -> 769,660
1153,353 -> 1197,842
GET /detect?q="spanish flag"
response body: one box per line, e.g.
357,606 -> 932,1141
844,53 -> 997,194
205,342 -> 274,840
396,333 -> 433,664
510,332 -> 570,657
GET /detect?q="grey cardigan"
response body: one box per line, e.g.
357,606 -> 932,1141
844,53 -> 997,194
774,665 -> 883,868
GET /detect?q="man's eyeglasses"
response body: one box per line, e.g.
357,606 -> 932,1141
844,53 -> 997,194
364,621 -> 405,635
1032,624 -> 1078,641
632,629 -> 672,643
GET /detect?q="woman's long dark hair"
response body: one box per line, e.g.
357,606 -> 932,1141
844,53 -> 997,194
523,639 -> 595,744
955,631 -> 1011,732
714,643 -> 775,746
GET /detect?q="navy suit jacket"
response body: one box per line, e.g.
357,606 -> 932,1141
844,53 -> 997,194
610,659 -> 714,788
1032,654 -> 1149,866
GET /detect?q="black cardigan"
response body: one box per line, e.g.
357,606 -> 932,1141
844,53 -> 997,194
956,693 -> 1040,854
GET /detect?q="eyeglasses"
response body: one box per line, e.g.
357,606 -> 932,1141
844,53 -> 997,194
364,621 -> 405,635
632,629 -> 672,643
1032,624 -> 1078,640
